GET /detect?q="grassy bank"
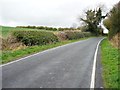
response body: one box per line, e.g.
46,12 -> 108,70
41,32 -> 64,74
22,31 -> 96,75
101,38 -> 119,88
2,37 -> 89,64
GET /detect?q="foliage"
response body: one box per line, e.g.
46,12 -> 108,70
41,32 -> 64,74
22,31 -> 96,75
107,1 -> 120,39
80,8 -> 106,36
103,18 -> 112,30
17,26 -> 58,31
54,32 -> 68,41
16,26 -> 79,31
54,31 -> 91,41
65,31 -> 92,40
12,31 -> 59,46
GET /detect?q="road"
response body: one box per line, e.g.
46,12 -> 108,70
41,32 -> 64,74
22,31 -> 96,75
2,37 -> 103,88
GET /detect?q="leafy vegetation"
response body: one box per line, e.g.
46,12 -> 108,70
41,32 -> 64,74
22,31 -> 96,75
80,8 -> 107,36
65,31 -> 92,40
101,39 -> 119,88
16,26 -> 80,31
1,25 -> 92,64
17,26 -> 58,31
103,1 -> 120,39
13,30 -> 59,46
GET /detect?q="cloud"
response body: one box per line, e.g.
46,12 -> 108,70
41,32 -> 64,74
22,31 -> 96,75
0,0 -> 119,27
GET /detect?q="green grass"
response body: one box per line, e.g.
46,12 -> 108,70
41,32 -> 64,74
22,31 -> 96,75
2,37 -> 90,64
0,26 -> 53,38
101,38 -> 119,88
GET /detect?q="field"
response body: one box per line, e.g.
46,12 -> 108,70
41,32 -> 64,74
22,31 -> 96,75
0,26 -> 53,38
101,39 -> 119,88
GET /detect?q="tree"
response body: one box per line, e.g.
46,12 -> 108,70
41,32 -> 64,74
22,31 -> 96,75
103,18 -> 112,30
109,1 -> 120,39
80,8 -> 107,36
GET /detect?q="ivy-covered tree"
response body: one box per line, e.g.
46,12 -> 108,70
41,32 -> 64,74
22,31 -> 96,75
80,8 -> 107,36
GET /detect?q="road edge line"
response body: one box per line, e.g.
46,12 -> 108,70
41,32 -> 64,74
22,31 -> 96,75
90,38 -> 105,89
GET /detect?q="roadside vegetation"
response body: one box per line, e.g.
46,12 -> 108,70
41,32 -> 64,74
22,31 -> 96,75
103,1 -> 120,48
102,1 -> 120,88
101,39 -> 119,88
16,26 -> 80,31
1,25 -> 92,64
2,37 -> 89,64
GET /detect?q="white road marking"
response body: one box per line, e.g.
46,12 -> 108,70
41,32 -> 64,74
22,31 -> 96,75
90,38 -> 105,89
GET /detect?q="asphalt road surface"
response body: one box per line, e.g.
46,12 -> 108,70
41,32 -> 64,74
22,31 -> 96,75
2,37 -> 103,88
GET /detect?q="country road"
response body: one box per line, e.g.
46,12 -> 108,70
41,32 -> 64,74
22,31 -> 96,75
2,37 -> 104,88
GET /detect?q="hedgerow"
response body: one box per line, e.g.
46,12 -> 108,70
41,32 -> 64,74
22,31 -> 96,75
104,1 -> 120,39
65,31 -> 91,40
12,31 -> 59,46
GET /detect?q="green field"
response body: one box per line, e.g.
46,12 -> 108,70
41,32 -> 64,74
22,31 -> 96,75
101,39 -> 119,88
0,26 -> 53,38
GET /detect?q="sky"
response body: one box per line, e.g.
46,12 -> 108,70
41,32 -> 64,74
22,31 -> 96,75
0,0 -> 119,28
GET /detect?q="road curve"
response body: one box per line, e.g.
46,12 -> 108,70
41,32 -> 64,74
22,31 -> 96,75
2,37 -> 103,88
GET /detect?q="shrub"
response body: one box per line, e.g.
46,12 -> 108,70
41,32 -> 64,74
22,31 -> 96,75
65,31 -> 91,40
103,18 -> 112,30
105,1 -> 120,39
1,36 -> 26,51
54,32 -> 68,41
12,31 -> 59,46
83,32 -> 92,37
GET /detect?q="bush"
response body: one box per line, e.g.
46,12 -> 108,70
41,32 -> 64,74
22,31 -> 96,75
83,32 -> 92,37
54,32 -> 68,41
1,36 -> 26,51
65,31 -> 91,40
12,31 -> 59,46
103,18 -> 112,30
105,1 -> 120,39
16,26 -> 58,31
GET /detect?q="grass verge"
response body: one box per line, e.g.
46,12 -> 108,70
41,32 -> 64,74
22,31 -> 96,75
101,38 -> 119,88
2,37 -> 90,64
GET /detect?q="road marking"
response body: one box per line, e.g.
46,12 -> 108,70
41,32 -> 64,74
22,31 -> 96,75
90,38 -> 105,89
0,38 -> 88,67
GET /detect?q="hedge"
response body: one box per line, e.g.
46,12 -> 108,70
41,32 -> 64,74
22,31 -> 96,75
104,1 -> 120,39
12,30 -> 92,46
12,31 -> 59,46
65,31 -> 91,40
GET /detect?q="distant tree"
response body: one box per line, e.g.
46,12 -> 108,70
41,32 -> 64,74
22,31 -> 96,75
103,18 -> 112,30
80,8 -> 107,36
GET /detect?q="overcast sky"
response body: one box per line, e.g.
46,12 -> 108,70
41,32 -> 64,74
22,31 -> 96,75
0,0 -> 119,28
